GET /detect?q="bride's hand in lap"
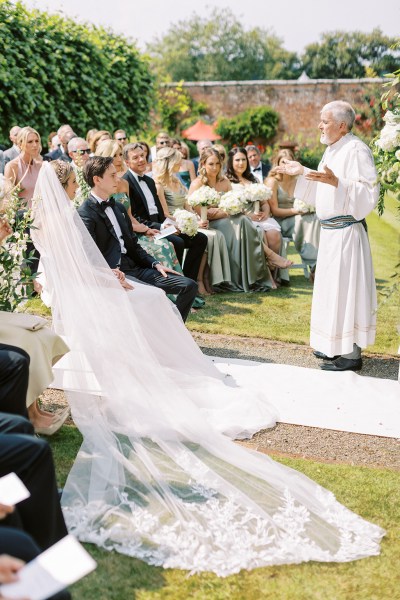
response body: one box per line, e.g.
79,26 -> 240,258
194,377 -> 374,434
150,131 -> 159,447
120,279 -> 134,290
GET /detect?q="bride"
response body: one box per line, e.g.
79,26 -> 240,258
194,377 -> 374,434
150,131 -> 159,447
31,161 -> 384,576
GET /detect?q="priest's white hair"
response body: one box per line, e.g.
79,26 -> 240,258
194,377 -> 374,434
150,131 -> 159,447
322,101 -> 356,130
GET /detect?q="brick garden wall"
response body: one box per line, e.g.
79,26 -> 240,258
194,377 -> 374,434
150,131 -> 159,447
164,78 -> 384,143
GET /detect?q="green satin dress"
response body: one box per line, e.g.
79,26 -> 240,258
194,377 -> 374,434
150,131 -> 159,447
163,186 -> 232,288
112,193 -> 181,272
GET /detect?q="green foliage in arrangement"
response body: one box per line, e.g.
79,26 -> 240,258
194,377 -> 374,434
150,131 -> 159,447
148,8 -> 301,82
0,179 -> 35,311
0,0 -> 154,144
216,106 -> 279,147
301,29 -> 399,79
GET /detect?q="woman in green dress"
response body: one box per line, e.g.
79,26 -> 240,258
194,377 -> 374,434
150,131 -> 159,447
265,149 -> 320,275
170,139 -> 196,190
188,148 -> 273,292
153,147 -> 231,295
95,140 -> 181,272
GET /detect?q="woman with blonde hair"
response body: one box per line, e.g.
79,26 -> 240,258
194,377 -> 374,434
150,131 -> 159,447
188,148 -> 272,292
95,140 -> 182,275
153,147 -> 220,295
89,130 -> 112,155
5,126 -> 43,207
170,138 -> 196,188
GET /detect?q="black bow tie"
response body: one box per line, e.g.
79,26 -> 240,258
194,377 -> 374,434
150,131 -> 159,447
100,198 -> 115,211
138,175 -> 146,182
252,166 -> 261,172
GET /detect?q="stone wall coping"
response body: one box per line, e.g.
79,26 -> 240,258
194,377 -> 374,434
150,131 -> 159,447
162,78 -> 386,87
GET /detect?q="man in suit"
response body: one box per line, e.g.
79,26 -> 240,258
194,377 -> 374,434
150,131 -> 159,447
78,156 -> 198,322
0,412 -> 71,599
3,126 -> 21,165
122,143 -> 207,282
0,126 -> 21,174
245,145 -> 271,182
0,344 -> 29,418
44,124 -> 76,162
191,139 -> 212,175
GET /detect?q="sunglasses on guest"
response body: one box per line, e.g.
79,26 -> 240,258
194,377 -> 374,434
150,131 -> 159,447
72,149 -> 91,154
158,140 -> 170,145
116,137 -> 127,141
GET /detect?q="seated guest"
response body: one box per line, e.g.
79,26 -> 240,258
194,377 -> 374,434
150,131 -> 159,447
138,141 -> 153,174
150,131 -> 171,162
95,142 -> 181,273
192,139 -> 212,175
0,412 -> 71,599
213,144 -> 227,173
3,126 -> 21,167
85,128 -> 98,148
188,148 -> 273,292
67,137 -> 91,169
266,149 -> 320,273
122,143 -> 207,283
89,130 -> 112,155
170,138 -> 196,188
226,147 -> 292,285
44,124 -> 76,163
114,129 -> 128,145
78,156 -> 198,321
245,144 -> 271,181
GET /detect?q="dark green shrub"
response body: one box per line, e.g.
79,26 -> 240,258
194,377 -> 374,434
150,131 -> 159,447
0,1 -> 154,144
216,106 -> 279,146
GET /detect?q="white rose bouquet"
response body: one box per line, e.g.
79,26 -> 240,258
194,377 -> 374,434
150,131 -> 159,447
187,187 -> 220,220
293,198 -> 316,214
245,183 -> 272,213
173,209 -> 199,237
219,190 -> 247,215
373,108 -> 400,212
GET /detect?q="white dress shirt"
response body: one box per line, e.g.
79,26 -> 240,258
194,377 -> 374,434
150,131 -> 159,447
92,193 -> 127,254
129,169 -> 158,216
251,164 -> 263,183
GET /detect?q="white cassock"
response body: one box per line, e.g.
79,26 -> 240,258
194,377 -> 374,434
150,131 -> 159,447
294,132 -> 378,356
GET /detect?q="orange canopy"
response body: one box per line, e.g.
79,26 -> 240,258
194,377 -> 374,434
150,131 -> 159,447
181,120 -> 221,141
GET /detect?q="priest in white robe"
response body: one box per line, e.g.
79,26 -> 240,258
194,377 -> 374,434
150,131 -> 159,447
278,100 -> 378,371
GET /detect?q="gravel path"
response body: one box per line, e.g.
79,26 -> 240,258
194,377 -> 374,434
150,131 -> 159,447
41,333 -> 399,471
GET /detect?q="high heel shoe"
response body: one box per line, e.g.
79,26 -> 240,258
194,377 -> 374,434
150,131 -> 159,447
264,246 -> 293,270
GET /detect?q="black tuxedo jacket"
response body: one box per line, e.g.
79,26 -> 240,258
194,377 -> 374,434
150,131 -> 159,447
77,195 -> 155,270
122,171 -> 164,225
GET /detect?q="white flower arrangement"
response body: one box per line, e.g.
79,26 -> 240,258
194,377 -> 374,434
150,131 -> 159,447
173,209 -> 199,237
187,187 -> 220,207
245,183 -> 272,203
375,111 -> 400,152
293,198 -> 315,214
244,183 -> 272,213
219,190 -> 247,215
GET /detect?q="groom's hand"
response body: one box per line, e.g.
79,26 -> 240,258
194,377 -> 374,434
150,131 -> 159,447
155,264 -> 183,278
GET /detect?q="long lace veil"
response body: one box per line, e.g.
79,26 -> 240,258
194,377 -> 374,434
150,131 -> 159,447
32,163 -> 383,576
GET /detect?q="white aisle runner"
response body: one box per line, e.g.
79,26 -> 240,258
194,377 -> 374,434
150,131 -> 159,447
51,354 -> 400,439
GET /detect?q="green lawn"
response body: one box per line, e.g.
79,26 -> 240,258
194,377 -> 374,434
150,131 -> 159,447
50,427 -> 400,600
187,203 -> 399,355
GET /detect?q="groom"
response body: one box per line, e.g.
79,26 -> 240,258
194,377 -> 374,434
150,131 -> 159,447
78,156 -> 198,321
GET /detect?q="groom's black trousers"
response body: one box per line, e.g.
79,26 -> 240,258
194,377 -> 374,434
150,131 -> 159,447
0,413 -> 68,551
120,255 -> 198,322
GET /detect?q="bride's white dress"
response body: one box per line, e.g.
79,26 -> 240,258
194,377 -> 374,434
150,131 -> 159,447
32,164 -> 384,576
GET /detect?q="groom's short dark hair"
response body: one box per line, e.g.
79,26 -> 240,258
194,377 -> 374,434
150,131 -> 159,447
84,156 -> 114,188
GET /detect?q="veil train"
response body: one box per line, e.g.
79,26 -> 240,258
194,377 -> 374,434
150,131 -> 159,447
32,163 -> 384,576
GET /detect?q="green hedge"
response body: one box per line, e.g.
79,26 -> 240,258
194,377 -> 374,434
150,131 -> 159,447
0,0 -> 154,144
216,106 -> 279,146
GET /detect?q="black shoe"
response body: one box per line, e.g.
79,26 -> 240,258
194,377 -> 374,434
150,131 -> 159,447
320,357 -> 362,372
313,350 -> 340,360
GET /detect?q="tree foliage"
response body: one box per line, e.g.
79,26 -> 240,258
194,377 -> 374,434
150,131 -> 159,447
148,8 -> 301,82
0,0 -> 154,144
301,29 -> 400,79
156,83 -> 208,133
216,106 -> 279,146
